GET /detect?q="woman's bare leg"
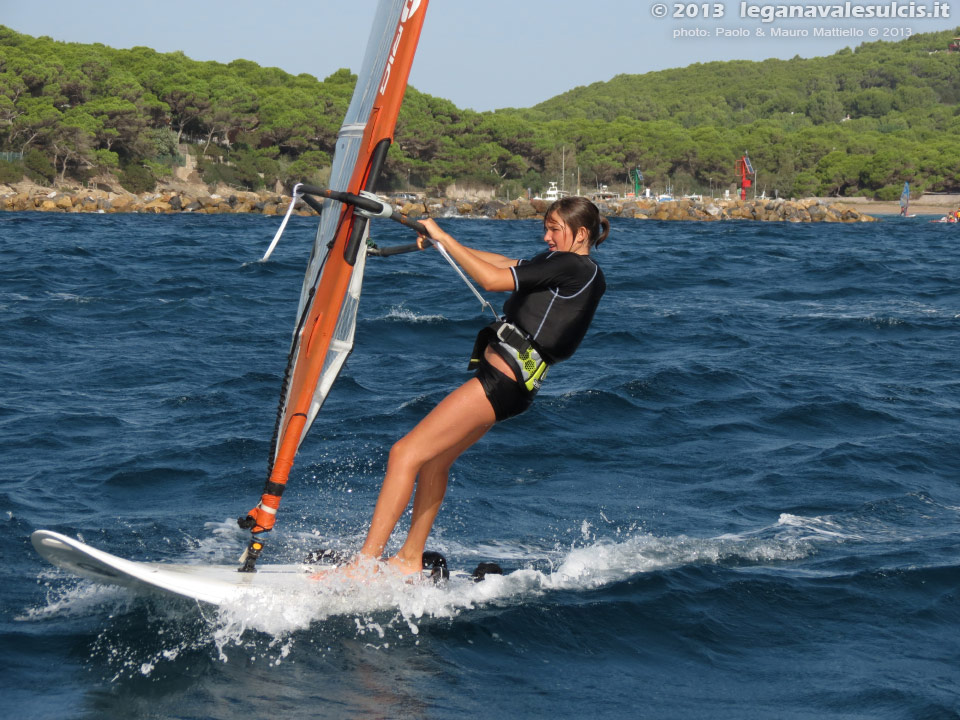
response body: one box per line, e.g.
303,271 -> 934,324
388,422 -> 491,572
357,376 -> 495,565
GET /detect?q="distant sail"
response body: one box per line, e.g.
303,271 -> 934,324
240,0 -> 428,561
900,182 -> 910,215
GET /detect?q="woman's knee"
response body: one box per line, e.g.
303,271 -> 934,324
388,437 -> 458,482
388,434 -> 426,473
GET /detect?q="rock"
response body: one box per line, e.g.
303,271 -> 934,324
480,200 -> 506,217
141,198 -> 172,214
515,200 -> 537,219
400,201 -> 424,218
79,196 -> 100,211
12,192 -> 32,211
634,204 -> 655,218
110,195 -> 136,213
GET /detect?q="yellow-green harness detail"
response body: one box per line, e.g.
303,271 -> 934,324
469,320 -> 550,393
515,345 -> 549,391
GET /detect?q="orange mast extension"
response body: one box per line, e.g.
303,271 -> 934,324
238,0 -> 429,571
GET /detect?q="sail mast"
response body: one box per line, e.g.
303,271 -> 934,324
239,0 -> 429,569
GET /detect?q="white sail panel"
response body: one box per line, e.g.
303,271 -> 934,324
302,241 -> 368,442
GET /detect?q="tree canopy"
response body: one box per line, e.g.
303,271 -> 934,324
1,24 -> 959,198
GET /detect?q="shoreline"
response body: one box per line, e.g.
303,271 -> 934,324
3,178 -> 956,222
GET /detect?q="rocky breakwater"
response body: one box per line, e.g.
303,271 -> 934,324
401,196 -> 877,223
0,185 -> 317,217
615,196 -> 879,222
2,184 -> 877,223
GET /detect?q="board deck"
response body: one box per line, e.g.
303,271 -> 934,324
31,530 -> 481,606
31,530 -> 329,605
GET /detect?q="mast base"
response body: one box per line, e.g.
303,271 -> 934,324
238,537 -> 265,573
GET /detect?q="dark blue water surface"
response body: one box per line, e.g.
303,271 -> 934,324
2,211 -> 959,719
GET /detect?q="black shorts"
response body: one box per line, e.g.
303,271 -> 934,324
475,354 -> 536,421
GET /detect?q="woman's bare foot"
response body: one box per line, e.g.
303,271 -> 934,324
310,553 -> 422,582
310,553 -> 380,582
385,554 -> 422,576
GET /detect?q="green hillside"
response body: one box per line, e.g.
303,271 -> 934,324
1,25 -> 958,198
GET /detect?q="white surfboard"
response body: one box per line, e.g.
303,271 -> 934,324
31,530 -> 484,607
31,530 -> 323,605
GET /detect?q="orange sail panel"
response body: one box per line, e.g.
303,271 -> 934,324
242,0 -> 428,538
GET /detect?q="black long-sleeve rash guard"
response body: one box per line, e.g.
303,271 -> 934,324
503,250 -> 606,364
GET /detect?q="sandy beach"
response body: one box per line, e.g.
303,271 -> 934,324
828,196 -> 960,217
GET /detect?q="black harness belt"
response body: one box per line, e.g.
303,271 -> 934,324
469,320 -> 550,393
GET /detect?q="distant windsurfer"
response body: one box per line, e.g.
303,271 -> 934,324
350,197 -> 608,575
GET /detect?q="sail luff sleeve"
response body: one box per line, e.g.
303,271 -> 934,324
242,0 -> 428,536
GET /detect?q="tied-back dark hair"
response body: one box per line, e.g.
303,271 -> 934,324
545,196 -> 609,248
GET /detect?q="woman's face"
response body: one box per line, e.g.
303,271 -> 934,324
543,212 -> 576,252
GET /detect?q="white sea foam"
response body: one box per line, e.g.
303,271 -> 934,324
383,305 -> 446,323
776,512 -> 861,539
17,574 -> 131,621
28,525 -> 814,629
48,292 -> 93,303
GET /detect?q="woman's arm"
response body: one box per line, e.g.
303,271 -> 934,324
418,218 -> 517,292
462,245 -> 518,269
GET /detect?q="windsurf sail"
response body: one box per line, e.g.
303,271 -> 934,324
238,0 -> 429,570
900,182 -> 910,216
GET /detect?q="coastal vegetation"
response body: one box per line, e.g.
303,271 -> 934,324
1,25 -> 959,199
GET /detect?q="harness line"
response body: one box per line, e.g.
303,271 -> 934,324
427,238 -> 501,320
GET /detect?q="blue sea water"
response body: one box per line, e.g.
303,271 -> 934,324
2,210 -> 959,719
